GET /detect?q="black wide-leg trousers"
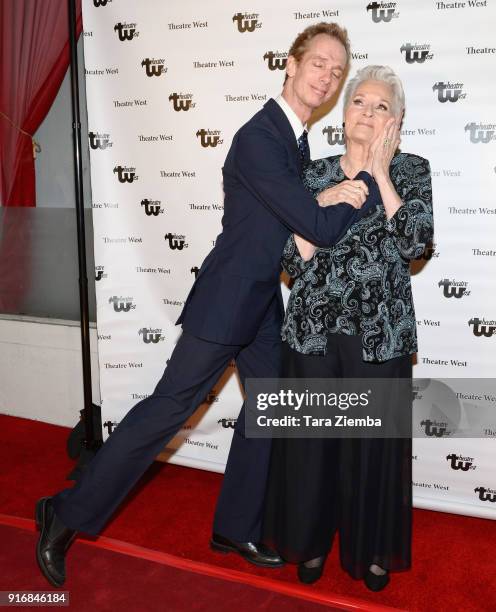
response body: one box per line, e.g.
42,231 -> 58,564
52,325 -> 281,542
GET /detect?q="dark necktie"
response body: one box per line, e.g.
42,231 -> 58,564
297,130 -> 310,168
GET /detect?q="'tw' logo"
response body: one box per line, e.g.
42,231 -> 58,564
109,296 -> 133,312
420,419 -> 448,437
141,199 -> 161,216
141,59 -> 165,77
88,132 -> 110,150
474,487 -> 496,502
438,280 -> 466,298
169,93 -> 193,111
446,454 -> 472,471
432,82 -> 462,103
232,13 -> 258,32
138,328 -> 163,344
401,44 -> 430,64
263,52 -> 287,71
465,123 -> 495,144
196,129 -> 221,147
113,166 -> 136,183
164,233 -> 186,250
218,418 -> 237,429
322,126 -> 345,146
468,318 -> 496,337
114,23 -> 136,41
367,2 -> 395,22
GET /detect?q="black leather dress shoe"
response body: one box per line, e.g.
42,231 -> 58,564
210,533 -> 284,568
297,556 -> 327,584
35,497 -> 77,587
364,569 -> 390,592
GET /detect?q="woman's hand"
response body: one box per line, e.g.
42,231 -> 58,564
317,179 -> 369,209
368,117 -> 403,219
369,118 -> 401,180
294,234 -> 316,261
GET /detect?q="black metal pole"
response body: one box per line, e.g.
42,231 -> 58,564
68,0 -> 97,450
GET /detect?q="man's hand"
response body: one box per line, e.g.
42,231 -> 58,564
316,180 -> 369,208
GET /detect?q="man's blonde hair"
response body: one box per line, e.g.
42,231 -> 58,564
284,22 -> 350,84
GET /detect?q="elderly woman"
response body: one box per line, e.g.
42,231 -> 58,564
263,65 -> 433,591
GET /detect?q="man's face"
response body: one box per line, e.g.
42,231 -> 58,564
285,33 -> 347,120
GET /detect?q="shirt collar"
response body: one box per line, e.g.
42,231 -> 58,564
275,94 -> 306,141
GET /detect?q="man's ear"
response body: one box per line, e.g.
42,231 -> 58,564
285,55 -> 297,79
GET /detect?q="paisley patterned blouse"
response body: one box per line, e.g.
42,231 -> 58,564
281,152 -> 433,362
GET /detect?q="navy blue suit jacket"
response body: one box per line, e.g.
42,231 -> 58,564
177,98 -> 379,345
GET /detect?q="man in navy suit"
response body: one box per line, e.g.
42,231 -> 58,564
36,22 -> 379,587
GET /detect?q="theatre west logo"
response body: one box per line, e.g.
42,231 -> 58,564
446,454 -> 476,471
366,2 -> 399,22
164,233 -> 188,250
438,279 -> 470,298
232,12 -> 261,32
88,131 -> 112,150
138,328 -> 165,344
168,93 -> 195,111
114,22 -> 139,41
322,125 -> 345,146
432,82 -> 466,103
196,129 -> 223,147
141,199 -> 164,216
191,266 -> 200,278
113,165 -> 138,183
415,243 -> 438,260
93,0 -> 111,7
95,266 -> 108,281
420,419 -> 452,437
263,51 -> 288,71
465,122 -> 496,143
103,421 -> 118,435
468,317 -> 496,337
141,58 -> 167,77
108,296 -> 136,312
474,486 -> 496,502
400,43 -> 433,63
218,418 -> 237,429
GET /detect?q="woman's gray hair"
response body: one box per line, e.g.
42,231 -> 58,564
343,65 -> 405,116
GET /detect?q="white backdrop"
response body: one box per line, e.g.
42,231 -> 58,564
82,0 -> 496,518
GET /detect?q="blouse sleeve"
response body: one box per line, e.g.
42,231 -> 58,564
281,234 -> 315,278
385,154 -> 434,260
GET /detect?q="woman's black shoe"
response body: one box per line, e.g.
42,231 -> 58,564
297,556 -> 326,584
364,569 -> 390,592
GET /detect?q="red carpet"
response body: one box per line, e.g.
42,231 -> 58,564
2,523 -> 349,612
1,414 -> 495,611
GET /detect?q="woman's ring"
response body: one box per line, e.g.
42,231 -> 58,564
383,138 -> 390,146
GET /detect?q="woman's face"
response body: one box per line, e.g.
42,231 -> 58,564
344,79 -> 396,145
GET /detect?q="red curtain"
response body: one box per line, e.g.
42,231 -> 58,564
0,0 -> 82,206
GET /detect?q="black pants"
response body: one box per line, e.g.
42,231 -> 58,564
53,327 -> 280,542
263,335 -> 412,579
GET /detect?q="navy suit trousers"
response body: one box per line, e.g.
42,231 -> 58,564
52,324 -> 281,542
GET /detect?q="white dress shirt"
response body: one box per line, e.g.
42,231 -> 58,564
275,94 -> 307,141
